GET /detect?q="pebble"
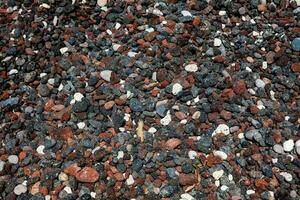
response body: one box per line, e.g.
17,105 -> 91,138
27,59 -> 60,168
36,145 -> 45,155
160,111 -> 172,126
97,0 -> 107,7
283,139 -> 294,152
8,155 -> 18,164
213,150 -> 228,160
181,193 -> 195,200
212,170 -> 224,180
280,172 -> 293,182
100,70 -> 112,82
181,10 -> 192,17
295,140 -> 300,155
74,92 -> 84,102
60,47 -> 68,54
172,83 -> 183,95
0,160 -> 4,172
291,38 -> 300,51
212,124 -> 230,136
255,79 -> 265,88
273,144 -> 284,154
77,122 -> 86,129
185,64 -> 198,72
188,150 -> 197,159
214,38 -> 222,47
8,69 -> 18,75
14,184 -> 27,195
126,175 -> 134,185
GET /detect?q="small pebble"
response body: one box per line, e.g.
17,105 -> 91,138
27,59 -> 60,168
14,184 -> 27,195
214,38 -> 222,47
283,139 -> 294,152
172,83 -> 183,95
8,155 -> 18,164
100,70 -> 112,82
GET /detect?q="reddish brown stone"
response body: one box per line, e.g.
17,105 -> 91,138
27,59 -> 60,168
75,167 -> 100,183
165,138 -> 182,150
233,80 -> 247,95
64,163 -> 81,177
220,110 -> 232,120
291,63 -> 300,72
144,31 -> 158,42
104,101 -> 115,110
178,174 -> 197,186
59,127 -> 73,141
175,112 -> 186,120
255,179 -> 268,189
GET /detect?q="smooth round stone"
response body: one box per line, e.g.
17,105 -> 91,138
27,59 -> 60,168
97,0 -> 107,7
280,172 -> 293,182
8,69 -> 18,75
283,139 -> 294,152
213,150 -> 227,160
8,155 -> 19,164
255,79 -> 265,88
14,184 -> 27,195
291,38 -> 300,51
185,64 -> 198,72
172,83 -> 183,95
212,124 -> 230,136
212,170 -> 224,180
273,144 -> 284,154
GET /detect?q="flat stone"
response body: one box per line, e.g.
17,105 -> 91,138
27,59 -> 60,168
273,144 -> 284,154
160,110 -> 172,126
97,0 -> 107,7
165,138 -> 182,149
255,79 -> 265,88
291,38 -> 300,51
76,167 -> 99,183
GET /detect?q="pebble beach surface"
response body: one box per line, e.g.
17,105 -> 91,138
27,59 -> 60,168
0,0 -> 300,199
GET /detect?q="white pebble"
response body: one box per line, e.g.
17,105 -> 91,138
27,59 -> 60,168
185,64 -> 198,72
8,69 -> 18,75
59,47 -> 68,54
128,52 -> 137,57
77,122 -> 85,129
188,150 -> 197,159
160,111 -> 172,126
74,92 -> 84,102
181,193 -> 195,200
181,10 -> 192,17
296,140 -> 300,155
246,190 -> 255,195
48,78 -> 55,85
97,0 -> 107,7
40,3 -> 50,9
115,23 -> 121,29
117,151 -> 124,159
262,61 -> 268,69
215,180 -> 220,187
192,111 -> 200,119
238,132 -> 244,139
0,160 -> 5,172
283,139 -> 294,152
212,124 -> 230,136
64,186 -> 72,194
213,150 -> 228,160
228,174 -> 233,181
172,83 -> 183,95
220,185 -> 229,191
126,175 -> 134,185
36,145 -> 45,155
14,184 -> 27,195
100,70 -> 112,82
59,172 -> 68,181
8,155 -> 18,164
40,73 -> 47,78
255,79 -> 265,88
280,172 -> 293,182
212,170 -> 224,180
214,38 -> 222,47
91,192 -> 96,198
113,44 -> 121,51
148,127 -> 157,133
219,11 -> 226,16
53,16 -> 58,26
